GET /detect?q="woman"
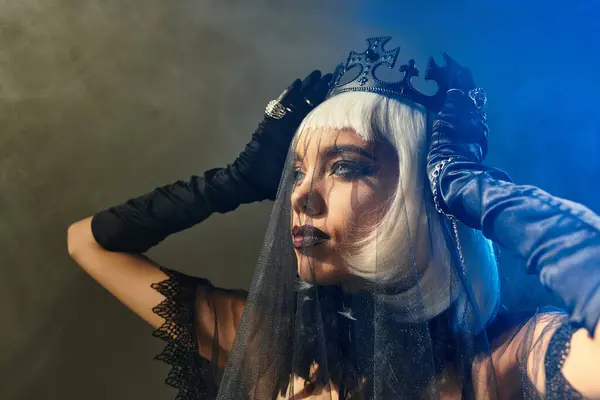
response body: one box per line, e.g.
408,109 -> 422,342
67,37 -> 600,399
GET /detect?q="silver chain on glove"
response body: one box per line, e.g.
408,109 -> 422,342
429,156 -> 466,273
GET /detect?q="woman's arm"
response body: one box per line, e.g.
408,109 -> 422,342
68,217 -> 168,328
487,311 -> 600,399
91,71 -> 332,254
526,313 -> 600,398
426,65 -> 600,396
66,72 -> 332,396
436,166 -> 600,397
67,216 -> 245,365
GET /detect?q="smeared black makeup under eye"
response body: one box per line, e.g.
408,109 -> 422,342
330,160 -> 375,180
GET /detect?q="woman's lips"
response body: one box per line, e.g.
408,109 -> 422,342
292,225 -> 330,249
292,235 -> 328,249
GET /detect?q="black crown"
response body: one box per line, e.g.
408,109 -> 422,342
326,36 -> 457,112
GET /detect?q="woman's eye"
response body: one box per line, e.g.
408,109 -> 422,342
293,168 -> 306,184
331,161 -> 374,180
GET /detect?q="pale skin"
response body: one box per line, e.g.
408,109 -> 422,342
68,128 -> 600,398
290,127 -> 398,286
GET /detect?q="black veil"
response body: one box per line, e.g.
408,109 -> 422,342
212,92 -> 504,399
146,42 -> 585,400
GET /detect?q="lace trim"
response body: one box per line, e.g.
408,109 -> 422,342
544,323 -> 583,399
151,267 -> 218,400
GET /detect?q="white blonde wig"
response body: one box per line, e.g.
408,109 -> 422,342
294,92 -> 500,328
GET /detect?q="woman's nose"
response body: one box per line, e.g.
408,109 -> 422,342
291,176 -> 326,217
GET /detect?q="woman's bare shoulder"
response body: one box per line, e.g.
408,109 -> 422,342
487,309 -> 599,399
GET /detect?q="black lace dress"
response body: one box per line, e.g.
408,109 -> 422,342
151,267 -> 584,400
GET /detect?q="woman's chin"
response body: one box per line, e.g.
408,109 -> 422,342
296,258 -> 350,285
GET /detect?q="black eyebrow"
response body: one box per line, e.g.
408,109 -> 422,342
323,144 -> 377,161
293,144 -> 377,162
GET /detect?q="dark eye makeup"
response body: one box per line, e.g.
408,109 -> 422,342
330,160 -> 375,180
293,159 -> 376,185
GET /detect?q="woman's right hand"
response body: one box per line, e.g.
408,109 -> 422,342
221,70 -> 333,205
88,71 -> 332,253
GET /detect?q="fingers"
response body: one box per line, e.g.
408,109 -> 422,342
279,70 -> 321,107
448,62 -> 476,91
305,73 -> 333,105
277,79 -> 301,103
277,70 -> 333,112
299,70 -> 322,93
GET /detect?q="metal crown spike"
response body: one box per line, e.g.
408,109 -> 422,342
326,37 -> 451,112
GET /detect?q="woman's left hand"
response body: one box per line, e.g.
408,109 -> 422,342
427,59 -> 489,166
426,61 -> 511,223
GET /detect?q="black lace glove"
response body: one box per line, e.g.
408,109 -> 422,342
427,61 -> 600,336
92,70 -> 332,253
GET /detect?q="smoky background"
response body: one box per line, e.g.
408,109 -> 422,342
0,0 -> 598,398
